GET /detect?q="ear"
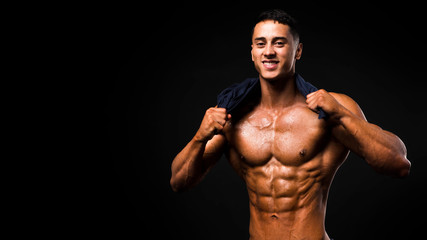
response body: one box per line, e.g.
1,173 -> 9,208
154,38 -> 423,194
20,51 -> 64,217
251,44 -> 254,61
295,43 -> 303,60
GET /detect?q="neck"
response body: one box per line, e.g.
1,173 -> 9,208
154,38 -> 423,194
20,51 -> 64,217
259,73 -> 298,110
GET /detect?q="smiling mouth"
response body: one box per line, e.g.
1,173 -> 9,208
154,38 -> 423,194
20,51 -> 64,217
262,60 -> 279,69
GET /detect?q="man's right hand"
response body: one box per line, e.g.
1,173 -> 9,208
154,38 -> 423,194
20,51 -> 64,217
194,107 -> 231,143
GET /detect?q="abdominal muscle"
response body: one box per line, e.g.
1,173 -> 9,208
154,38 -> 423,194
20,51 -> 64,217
244,157 -> 330,240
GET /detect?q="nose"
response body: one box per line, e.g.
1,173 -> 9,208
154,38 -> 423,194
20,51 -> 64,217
263,43 -> 276,58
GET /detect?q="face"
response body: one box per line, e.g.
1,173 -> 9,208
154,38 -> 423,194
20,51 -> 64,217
251,20 -> 303,81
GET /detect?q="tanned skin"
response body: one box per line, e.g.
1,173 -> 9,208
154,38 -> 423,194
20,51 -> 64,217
170,20 -> 410,240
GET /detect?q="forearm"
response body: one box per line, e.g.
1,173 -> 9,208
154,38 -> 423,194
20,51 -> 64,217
170,107 -> 229,192
170,137 -> 207,192
335,107 -> 410,177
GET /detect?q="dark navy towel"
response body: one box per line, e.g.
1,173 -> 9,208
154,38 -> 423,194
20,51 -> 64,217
217,73 -> 327,119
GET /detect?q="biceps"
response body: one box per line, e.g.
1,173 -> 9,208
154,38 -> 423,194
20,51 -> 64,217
202,134 -> 227,168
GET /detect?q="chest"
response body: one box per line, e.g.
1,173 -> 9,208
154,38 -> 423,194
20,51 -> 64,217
228,106 -> 330,166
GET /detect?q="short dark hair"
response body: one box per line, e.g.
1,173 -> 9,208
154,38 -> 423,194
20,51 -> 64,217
253,9 -> 300,43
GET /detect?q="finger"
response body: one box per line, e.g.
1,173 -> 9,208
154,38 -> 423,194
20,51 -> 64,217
308,104 -> 320,114
306,92 -> 319,105
215,113 -> 232,128
207,107 -> 226,119
213,107 -> 227,113
306,91 -> 318,99
213,108 -> 228,117
306,95 -> 313,105
215,118 -> 226,126
306,98 -> 320,113
210,107 -> 227,115
213,111 -> 227,121
213,121 -> 224,134
212,111 -> 227,124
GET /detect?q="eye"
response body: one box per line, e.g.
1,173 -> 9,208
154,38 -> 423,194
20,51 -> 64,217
255,42 -> 265,47
274,41 -> 285,47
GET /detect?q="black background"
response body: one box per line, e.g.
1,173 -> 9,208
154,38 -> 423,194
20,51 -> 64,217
94,2 -> 426,239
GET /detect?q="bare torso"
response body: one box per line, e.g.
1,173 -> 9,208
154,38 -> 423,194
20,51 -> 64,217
223,95 -> 349,240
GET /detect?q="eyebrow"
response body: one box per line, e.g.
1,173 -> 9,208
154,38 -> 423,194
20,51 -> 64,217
254,36 -> 287,41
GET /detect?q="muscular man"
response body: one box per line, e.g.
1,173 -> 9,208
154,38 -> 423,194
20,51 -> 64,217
170,9 -> 410,240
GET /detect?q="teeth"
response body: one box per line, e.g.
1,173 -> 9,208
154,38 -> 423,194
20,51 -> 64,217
263,62 -> 277,65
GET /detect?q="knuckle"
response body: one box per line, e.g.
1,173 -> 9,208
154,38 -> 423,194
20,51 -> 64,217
206,108 -> 215,115
206,116 -> 214,124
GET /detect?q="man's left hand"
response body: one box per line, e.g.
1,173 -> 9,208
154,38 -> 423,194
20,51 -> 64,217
306,89 -> 343,119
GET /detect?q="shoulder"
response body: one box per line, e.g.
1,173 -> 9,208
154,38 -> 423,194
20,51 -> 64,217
329,92 -> 366,120
329,92 -> 354,105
